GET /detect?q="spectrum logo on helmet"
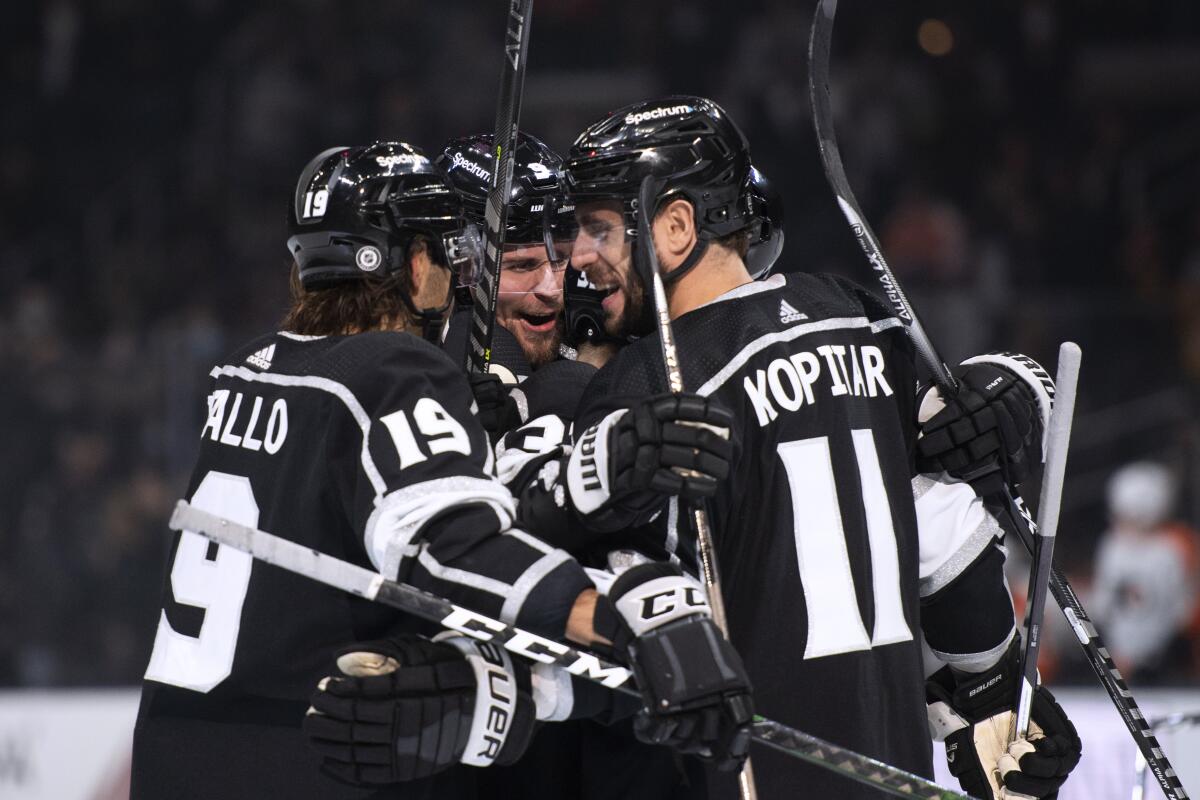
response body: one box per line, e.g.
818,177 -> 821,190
624,105 -> 694,126
376,154 -> 425,168
452,152 -> 492,182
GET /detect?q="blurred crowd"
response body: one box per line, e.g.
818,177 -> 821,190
2,0 -> 1199,686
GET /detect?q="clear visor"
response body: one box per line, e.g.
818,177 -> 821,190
497,241 -> 567,295
444,222 -> 485,288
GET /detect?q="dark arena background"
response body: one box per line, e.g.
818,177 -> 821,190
2,1 -> 1198,797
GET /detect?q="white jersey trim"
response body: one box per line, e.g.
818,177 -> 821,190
693,273 -> 787,311
695,316 -> 904,397
364,475 -> 517,576
502,545 -> 575,623
278,331 -> 327,341
913,473 -> 1003,597
209,364 -> 387,496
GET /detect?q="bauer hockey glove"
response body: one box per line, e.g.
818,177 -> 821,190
592,562 -> 754,771
926,639 -> 1081,799
917,353 -> 1054,496
303,634 -> 537,785
567,392 -> 733,531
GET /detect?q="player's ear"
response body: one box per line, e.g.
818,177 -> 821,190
653,197 -> 697,268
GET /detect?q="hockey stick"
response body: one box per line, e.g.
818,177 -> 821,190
808,4 -> 1188,798
1013,342 -> 1080,739
167,500 -> 975,800
636,175 -> 759,800
466,0 -> 534,375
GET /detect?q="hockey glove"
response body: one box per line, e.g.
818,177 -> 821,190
567,392 -> 733,531
592,562 -> 754,771
303,634 -> 536,785
926,639 -> 1081,799
917,353 -> 1054,496
468,372 -> 524,445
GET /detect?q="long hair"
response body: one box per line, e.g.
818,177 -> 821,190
280,239 -> 428,336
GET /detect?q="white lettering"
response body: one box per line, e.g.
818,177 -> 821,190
563,652 -> 633,688
452,151 -> 492,183
624,104 -> 695,126
744,370 -> 778,427
768,358 -> 805,412
862,346 -> 893,397
790,352 -> 821,404
817,345 -> 850,396
240,396 -> 264,452
263,399 -> 288,454
202,389 -> 230,441
219,393 -> 244,446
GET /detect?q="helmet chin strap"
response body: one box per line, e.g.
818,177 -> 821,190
400,277 -> 456,344
659,236 -> 710,287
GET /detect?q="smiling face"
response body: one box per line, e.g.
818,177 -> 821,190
570,201 -> 644,339
496,242 -> 565,368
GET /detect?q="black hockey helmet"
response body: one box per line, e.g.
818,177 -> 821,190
287,142 -> 483,291
435,132 -> 574,258
745,165 -> 785,280
565,95 -> 757,284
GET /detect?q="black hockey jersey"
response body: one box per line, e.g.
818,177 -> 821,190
576,273 -> 933,799
132,330 -> 591,800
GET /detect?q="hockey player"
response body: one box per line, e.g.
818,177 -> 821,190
132,141 -> 753,799
554,97 -> 1081,799
439,132 -> 575,376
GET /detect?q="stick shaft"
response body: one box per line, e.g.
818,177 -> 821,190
166,500 -> 974,800
636,176 -> 757,799
807,5 -> 1186,797
466,0 -> 535,374
1014,342 -> 1080,737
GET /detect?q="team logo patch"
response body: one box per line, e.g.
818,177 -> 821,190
355,245 -> 382,272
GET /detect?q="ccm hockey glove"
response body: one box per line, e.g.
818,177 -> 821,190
592,562 -> 754,771
926,639 -> 1081,799
304,634 -> 537,785
917,352 -> 1054,495
567,392 -> 733,531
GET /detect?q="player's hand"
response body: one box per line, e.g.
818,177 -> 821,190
468,372 -> 523,444
917,353 -> 1053,496
592,562 -> 754,771
926,639 -> 1081,799
567,392 -> 733,530
303,634 -> 536,785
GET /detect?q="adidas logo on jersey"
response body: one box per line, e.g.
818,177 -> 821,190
779,300 -> 807,324
246,344 -> 275,370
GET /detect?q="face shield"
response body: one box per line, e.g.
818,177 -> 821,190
444,222 -> 485,289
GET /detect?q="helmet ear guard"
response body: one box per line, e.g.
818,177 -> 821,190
286,141 -> 483,340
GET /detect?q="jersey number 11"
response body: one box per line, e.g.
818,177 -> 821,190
779,430 -> 913,660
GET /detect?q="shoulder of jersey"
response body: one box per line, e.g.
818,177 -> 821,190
691,272 -> 898,328
221,330 -> 458,386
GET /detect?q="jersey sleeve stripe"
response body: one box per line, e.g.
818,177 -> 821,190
415,548 -> 515,598
695,315 -> 904,396
364,475 -> 517,576
501,546 -> 577,623
209,365 -> 388,496
912,474 -> 1003,597
928,626 -> 1016,674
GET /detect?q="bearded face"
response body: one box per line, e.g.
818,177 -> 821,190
495,242 -> 565,368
